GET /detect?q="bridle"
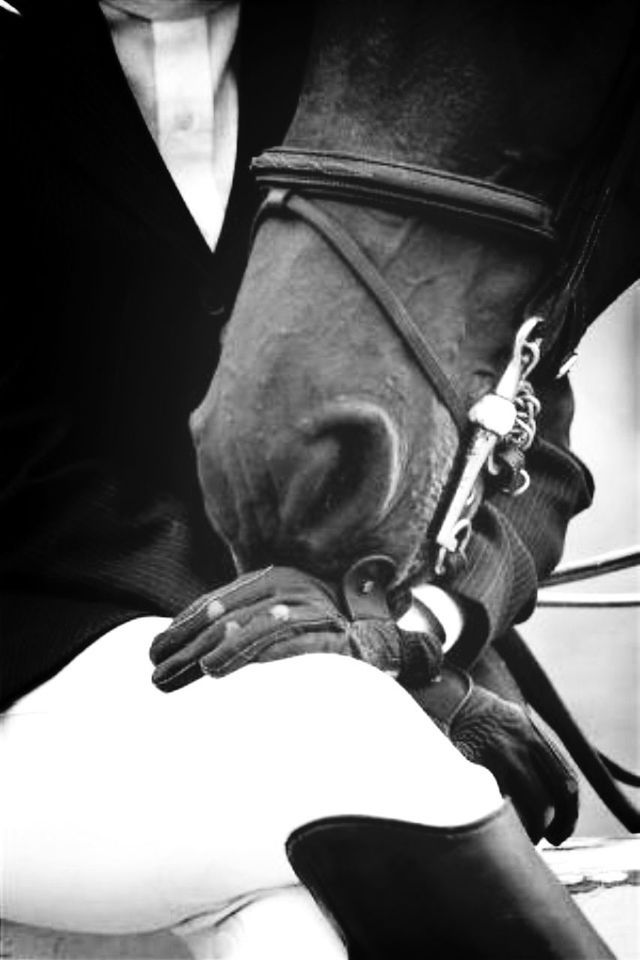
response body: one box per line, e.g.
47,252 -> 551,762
252,148 -> 553,439
251,149 -> 550,571
249,26 -> 640,575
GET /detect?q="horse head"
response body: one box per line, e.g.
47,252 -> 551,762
192,0 -> 639,588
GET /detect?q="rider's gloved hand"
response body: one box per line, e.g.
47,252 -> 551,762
408,664 -> 579,845
149,560 -> 444,693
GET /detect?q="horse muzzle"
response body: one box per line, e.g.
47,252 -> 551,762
191,393 -> 407,577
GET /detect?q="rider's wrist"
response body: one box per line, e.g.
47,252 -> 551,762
398,584 -> 465,653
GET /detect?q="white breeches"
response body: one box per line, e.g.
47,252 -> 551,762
1,617 -> 501,949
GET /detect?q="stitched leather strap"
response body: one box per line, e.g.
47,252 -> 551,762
252,148 -> 556,242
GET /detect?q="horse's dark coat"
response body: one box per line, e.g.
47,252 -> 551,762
192,0 -> 639,587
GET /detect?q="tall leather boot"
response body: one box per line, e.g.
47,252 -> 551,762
286,801 -> 614,959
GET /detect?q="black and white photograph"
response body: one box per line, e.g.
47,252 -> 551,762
1,1 -> 638,957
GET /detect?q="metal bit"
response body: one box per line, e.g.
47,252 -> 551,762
435,317 -> 542,574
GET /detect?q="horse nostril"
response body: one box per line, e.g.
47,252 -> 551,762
283,426 -> 371,525
276,401 -> 403,558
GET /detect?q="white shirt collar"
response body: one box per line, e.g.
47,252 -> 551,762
101,0 -> 232,21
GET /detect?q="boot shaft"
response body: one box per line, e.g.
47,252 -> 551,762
286,802 -> 614,959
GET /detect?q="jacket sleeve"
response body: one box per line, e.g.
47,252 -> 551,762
444,374 -> 594,666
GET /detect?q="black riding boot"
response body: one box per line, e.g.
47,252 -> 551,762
286,801 -> 614,959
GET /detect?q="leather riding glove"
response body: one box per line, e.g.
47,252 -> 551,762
408,663 -> 579,845
149,560 -> 444,692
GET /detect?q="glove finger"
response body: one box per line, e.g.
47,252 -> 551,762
453,717 -> 551,843
212,566 -> 338,611
200,611 -> 407,678
200,613 -> 348,677
152,595 -> 343,683
151,597 -> 272,677
150,567 -> 340,666
151,567 -> 297,665
150,592 -> 222,664
487,746 -> 551,844
530,753 -> 578,846
527,717 -> 579,844
152,659 -> 204,693
490,719 -> 557,844
488,711 -> 575,844
448,686 -> 559,844
151,623 -> 223,689
508,771 -> 551,845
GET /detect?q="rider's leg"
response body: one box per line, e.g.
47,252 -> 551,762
1,616 -> 501,938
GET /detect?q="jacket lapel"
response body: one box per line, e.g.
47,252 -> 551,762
29,0 -> 215,275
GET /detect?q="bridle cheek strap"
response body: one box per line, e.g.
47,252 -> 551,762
255,188 -> 469,436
